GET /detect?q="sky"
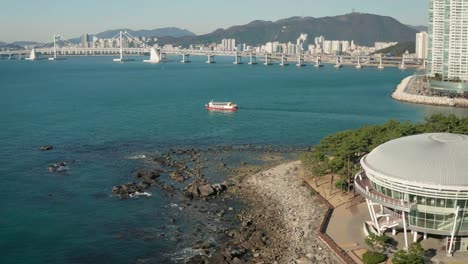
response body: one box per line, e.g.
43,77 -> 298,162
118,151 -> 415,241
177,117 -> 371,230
0,0 -> 429,43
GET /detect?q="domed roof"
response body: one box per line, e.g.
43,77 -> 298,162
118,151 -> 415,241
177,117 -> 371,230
362,133 -> 468,188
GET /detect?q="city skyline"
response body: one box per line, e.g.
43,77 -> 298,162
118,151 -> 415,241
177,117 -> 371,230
0,0 -> 429,43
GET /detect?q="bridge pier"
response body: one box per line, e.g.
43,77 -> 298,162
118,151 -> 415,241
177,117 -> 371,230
314,57 -> 323,68
233,54 -> 243,65
279,54 -> 289,66
263,54 -> 272,66
248,54 -> 257,65
296,55 -> 305,67
206,54 -> 215,64
181,54 -> 191,63
399,58 -> 406,70
334,57 -> 342,68
356,57 -> 362,69
378,57 -> 384,70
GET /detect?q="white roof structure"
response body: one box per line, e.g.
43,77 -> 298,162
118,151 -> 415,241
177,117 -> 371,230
362,133 -> 468,188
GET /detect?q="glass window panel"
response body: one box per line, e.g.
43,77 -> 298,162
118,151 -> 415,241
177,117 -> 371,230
393,190 -> 402,200
417,196 -> 426,206
461,221 -> 468,231
386,188 -> 392,197
446,199 -> 455,208
426,213 -> 435,221
417,218 -> 426,228
436,214 -> 445,221
426,220 -> 435,230
417,211 -> 426,219
437,198 -> 446,208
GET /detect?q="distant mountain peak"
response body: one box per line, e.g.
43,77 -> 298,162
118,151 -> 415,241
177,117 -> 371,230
165,13 -> 418,47
94,27 -> 196,39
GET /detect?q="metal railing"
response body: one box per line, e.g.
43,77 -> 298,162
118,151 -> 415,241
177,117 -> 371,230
355,171 -> 417,209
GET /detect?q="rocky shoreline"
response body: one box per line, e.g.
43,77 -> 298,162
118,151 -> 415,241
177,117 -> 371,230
228,161 -> 338,264
106,145 -> 339,263
392,76 -> 468,108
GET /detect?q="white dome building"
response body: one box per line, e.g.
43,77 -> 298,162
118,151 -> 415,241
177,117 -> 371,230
355,133 -> 468,255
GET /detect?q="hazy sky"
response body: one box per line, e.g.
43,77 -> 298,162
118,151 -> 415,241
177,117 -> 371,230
0,0 -> 429,43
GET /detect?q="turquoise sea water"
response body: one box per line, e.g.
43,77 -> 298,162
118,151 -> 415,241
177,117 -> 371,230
0,56 -> 467,263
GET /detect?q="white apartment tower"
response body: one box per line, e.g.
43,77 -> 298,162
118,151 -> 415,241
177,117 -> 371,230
428,0 -> 468,81
221,39 -> 236,51
416,32 -> 428,59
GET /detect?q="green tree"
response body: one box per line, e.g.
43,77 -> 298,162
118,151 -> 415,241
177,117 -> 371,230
301,114 -> 468,187
392,242 -> 425,264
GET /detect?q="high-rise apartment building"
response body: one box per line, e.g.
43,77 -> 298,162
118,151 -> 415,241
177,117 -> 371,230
428,0 -> 468,81
221,39 -> 236,51
416,32 -> 428,59
81,33 -> 89,48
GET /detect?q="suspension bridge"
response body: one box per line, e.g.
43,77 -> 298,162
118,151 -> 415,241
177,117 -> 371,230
0,31 -> 425,70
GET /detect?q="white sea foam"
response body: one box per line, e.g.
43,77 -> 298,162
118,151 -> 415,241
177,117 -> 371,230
130,192 -> 152,198
126,154 -> 147,160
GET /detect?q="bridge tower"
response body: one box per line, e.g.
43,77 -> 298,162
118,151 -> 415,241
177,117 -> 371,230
181,54 -> 191,63
113,31 -> 133,62
248,53 -> 257,65
25,48 -> 37,61
48,34 -> 57,60
206,54 -> 215,64
143,47 -> 163,63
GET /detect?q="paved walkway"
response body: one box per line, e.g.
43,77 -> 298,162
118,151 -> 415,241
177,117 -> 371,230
302,170 -> 468,264
302,173 -> 368,264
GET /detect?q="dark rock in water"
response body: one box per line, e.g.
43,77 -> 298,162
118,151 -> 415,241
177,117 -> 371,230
135,170 -> 160,182
112,182 -> 147,199
48,162 -> 67,173
169,171 -> 185,182
40,145 -> 53,151
184,181 -> 228,199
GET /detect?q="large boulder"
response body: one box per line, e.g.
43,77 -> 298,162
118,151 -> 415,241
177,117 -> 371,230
184,181 -> 228,199
198,184 -> 215,197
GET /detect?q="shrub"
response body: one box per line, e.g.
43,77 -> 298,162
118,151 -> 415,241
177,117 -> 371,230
309,189 -> 316,196
334,179 -> 348,190
363,251 -> 387,264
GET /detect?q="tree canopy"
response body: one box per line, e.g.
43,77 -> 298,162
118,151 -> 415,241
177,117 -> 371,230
300,114 -> 468,181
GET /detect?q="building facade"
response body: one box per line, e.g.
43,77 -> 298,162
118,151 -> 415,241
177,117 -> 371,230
416,32 -> 428,59
355,133 -> 468,255
428,0 -> 468,81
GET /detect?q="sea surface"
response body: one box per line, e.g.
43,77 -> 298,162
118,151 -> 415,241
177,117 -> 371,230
0,55 -> 466,264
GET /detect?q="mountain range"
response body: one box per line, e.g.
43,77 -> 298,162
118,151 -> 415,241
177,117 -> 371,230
2,14 -> 425,47
67,27 -> 195,44
158,13 -> 420,47
406,25 -> 428,32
